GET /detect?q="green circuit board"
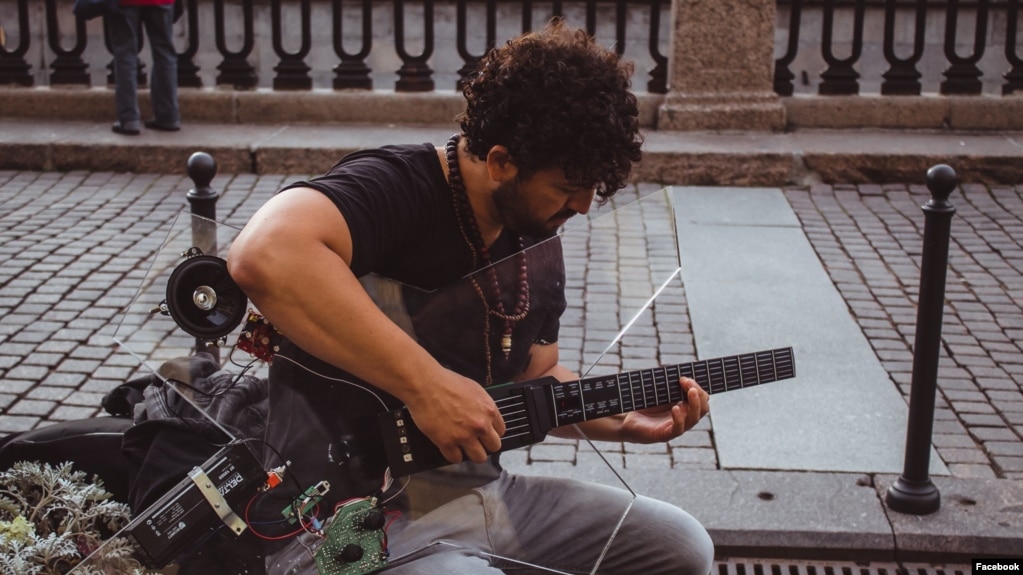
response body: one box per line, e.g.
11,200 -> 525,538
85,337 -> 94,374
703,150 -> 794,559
313,498 -> 388,575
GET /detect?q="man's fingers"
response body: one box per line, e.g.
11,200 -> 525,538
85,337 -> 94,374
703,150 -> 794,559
420,381 -> 506,464
440,444 -> 465,465
678,379 -> 709,432
463,441 -> 491,463
481,427 -> 504,454
684,387 -> 702,429
671,404 -> 687,436
439,422 -> 504,464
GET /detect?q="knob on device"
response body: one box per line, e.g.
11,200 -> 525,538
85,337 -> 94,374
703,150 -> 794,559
337,544 -> 364,563
361,509 -> 386,530
165,250 -> 247,339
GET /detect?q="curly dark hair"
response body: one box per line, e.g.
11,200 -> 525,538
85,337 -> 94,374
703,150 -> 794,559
458,19 -> 643,200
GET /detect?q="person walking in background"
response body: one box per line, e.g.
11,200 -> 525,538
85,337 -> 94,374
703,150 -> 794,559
108,0 -> 180,135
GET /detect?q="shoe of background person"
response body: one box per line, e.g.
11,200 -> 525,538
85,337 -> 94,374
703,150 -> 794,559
112,121 -> 141,136
144,120 -> 181,132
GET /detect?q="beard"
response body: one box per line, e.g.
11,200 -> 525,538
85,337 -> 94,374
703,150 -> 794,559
491,180 -> 575,239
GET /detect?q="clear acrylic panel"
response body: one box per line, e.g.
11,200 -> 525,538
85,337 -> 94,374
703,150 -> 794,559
76,188 -> 774,575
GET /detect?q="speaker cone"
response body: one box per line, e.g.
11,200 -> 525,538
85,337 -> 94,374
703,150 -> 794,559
166,254 -> 247,339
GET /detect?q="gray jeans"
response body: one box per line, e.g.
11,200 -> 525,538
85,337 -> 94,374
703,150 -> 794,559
107,5 -> 179,128
267,471 -> 714,575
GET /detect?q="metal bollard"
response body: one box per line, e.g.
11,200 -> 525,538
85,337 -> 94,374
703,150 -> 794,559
885,164 -> 958,515
186,151 -> 220,254
185,151 -> 221,359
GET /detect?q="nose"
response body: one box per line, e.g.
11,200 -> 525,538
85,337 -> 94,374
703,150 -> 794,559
567,188 -> 596,215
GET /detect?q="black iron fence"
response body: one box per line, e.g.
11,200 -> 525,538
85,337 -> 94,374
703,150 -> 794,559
0,0 -> 1019,96
775,0 -> 1022,95
0,0 -> 670,92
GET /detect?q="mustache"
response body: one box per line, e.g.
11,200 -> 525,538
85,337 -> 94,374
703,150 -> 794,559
551,209 -> 577,222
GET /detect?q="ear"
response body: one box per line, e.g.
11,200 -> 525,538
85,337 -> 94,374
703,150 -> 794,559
485,146 -> 519,183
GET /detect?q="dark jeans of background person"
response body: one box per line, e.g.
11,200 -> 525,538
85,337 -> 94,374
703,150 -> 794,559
108,4 -> 179,133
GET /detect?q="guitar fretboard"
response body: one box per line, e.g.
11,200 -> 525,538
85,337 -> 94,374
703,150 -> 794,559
380,346 -> 796,476
502,347 -> 795,438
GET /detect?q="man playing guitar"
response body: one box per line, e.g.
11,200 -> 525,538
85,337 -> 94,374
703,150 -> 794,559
228,19 -> 713,575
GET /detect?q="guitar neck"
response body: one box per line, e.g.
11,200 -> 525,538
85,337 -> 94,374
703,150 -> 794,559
379,346 -> 795,476
543,346 -> 796,427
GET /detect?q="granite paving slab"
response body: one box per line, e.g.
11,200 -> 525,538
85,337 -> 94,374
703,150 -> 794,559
672,186 -> 947,475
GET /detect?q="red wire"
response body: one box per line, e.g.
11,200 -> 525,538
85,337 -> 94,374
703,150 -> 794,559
381,508 -> 402,552
384,508 -> 401,529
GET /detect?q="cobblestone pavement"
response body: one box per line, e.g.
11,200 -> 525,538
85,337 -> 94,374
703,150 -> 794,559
785,182 -> 1023,480
0,170 -> 1021,482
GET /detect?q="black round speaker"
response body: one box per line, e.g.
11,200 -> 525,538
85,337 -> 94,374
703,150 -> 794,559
165,254 -> 247,339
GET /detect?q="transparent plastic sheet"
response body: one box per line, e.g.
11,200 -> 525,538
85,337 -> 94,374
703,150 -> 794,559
72,188 -> 693,575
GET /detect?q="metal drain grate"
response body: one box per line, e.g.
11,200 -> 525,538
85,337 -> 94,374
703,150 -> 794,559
715,558 -> 971,575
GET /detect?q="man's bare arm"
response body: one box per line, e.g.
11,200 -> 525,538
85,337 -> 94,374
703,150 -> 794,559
227,187 -> 505,463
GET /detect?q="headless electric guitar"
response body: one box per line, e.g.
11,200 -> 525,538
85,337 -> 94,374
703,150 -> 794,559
378,346 -> 795,476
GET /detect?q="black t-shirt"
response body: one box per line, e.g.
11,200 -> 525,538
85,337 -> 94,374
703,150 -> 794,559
252,144 -> 568,529
292,143 -> 469,287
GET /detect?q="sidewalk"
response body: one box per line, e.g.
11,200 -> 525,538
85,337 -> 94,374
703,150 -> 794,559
2,117 -> 1023,186
0,124 -> 1021,567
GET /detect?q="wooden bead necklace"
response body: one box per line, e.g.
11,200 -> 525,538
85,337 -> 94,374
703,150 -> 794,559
445,134 -> 530,382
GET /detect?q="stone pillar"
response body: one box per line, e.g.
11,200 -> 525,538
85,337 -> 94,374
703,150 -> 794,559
657,0 -> 785,131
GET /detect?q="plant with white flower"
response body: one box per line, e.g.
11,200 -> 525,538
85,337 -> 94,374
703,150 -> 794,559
0,461 -> 158,574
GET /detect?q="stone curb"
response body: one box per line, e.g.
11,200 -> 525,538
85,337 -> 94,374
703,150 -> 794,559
3,118 -> 1023,185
